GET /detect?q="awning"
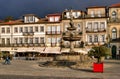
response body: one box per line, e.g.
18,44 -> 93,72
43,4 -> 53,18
15,47 -> 45,53
61,48 -> 70,53
73,48 -> 88,54
42,47 -> 61,54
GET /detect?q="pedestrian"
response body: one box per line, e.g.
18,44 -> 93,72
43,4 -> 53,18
4,56 -> 11,65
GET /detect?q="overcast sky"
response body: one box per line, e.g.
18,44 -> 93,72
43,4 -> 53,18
0,0 -> 120,19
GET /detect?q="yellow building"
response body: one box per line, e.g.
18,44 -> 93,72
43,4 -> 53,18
108,3 -> 120,59
85,6 -> 108,46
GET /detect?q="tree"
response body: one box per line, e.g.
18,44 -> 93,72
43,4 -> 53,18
4,16 -> 14,22
88,46 -> 110,63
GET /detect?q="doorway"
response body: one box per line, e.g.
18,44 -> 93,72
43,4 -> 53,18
112,45 -> 117,59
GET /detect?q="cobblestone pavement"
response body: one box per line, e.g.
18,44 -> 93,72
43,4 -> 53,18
0,75 -> 103,79
0,59 -> 120,79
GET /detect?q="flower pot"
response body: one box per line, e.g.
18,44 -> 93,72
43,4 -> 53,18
93,62 -> 103,73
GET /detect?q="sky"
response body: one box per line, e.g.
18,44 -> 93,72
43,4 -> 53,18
0,0 -> 120,19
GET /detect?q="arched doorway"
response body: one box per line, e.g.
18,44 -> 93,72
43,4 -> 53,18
112,45 -> 117,59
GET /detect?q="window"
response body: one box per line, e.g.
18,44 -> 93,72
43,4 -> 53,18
100,22 -> 105,30
91,11 -> 94,17
55,17 -> 59,21
6,27 -> 10,33
66,12 -> 70,18
112,11 -> 117,18
47,26 -> 51,34
77,12 -> 80,17
26,16 -> 34,23
94,22 -> 98,31
112,28 -> 117,40
101,35 -> 105,42
35,37 -> 39,43
29,16 -> 34,22
49,17 -> 54,22
73,12 -> 80,18
19,38 -> 23,44
14,27 -> 18,33
57,38 -> 61,43
29,38 -> 33,44
35,26 -> 38,32
19,27 -> 23,33
2,27 -> 5,33
89,35 -> 92,43
57,26 -> 60,34
1,38 -> 5,44
94,35 -> 98,42
40,26 -> 44,32
30,27 -> 33,32
40,37 -> 44,43
26,17 -> 29,23
98,11 -> 101,17
24,27 -> 28,32
87,23 -> 92,31
24,38 -> 28,43
52,26 -> 55,34
14,38 -> 18,44
6,38 -> 10,44
75,12 -> 78,18
47,38 -> 51,44
52,38 -> 56,44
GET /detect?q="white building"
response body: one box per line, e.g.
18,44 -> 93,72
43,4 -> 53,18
0,14 -> 46,57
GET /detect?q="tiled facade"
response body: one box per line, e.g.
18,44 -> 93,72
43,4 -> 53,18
0,3 -> 120,59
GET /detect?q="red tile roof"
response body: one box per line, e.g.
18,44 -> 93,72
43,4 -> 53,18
88,6 -> 105,8
47,13 -> 61,16
110,3 -> 120,8
63,9 -> 82,12
0,19 -> 23,25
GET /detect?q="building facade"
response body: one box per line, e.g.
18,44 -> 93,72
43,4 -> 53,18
85,6 -> 108,46
108,3 -> 120,59
0,3 -> 120,59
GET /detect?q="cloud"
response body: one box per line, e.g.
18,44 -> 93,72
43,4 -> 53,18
0,0 -> 120,19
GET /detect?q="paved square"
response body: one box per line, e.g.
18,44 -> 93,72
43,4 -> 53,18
0,59 -> 120,79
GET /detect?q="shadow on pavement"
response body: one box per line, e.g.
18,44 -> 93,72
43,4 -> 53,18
68,66 -> 93,73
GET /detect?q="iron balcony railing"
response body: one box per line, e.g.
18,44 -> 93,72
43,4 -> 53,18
85,14 -> 107,18
108,18 -> 120,23
86,29 -> 106,33
46,31 -> 61,35
111,38 -> 120,42
51,43 -> 57,47
0,43 -> 45,47
62,16 -> 83,20
23,32 -> 34,36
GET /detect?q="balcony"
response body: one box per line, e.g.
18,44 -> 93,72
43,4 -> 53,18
40,43 -> 45,47
0,44 -> 11,47
0,43 -> 46,47
111,38 -> 120,42
108,18 -> 120,23
51,43 -> 56,47
85,42 -> 105,46
23,32 -> 34,36
28,43 -> 34,47
85,14 -> 107,18
86,29 -> 106,33
62,16 -> 83,20
46,31 -> 61,35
